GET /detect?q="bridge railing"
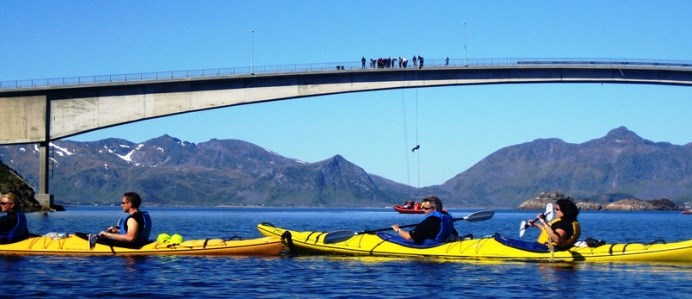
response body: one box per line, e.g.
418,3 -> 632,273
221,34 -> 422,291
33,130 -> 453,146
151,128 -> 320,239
2,58 -> 691,91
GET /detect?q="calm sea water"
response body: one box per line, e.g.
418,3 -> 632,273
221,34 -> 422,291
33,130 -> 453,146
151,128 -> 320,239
1,207 -> 690,298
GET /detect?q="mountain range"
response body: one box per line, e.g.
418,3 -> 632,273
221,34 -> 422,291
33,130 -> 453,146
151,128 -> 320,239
0,126 -> 690,207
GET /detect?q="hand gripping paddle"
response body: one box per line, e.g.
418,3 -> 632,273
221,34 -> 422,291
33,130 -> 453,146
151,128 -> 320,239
519,203 -> 554,237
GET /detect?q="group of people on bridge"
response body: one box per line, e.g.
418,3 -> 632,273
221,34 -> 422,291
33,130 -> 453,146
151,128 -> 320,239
361,55 -> 425,69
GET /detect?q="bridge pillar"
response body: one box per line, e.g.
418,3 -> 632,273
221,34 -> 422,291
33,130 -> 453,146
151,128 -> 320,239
0,95 -> 54,207
36,142 -> 53,208
35,194 -> 53,209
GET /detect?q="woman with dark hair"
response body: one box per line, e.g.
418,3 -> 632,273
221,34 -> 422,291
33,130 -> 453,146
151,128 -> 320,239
529,199 -> 581,250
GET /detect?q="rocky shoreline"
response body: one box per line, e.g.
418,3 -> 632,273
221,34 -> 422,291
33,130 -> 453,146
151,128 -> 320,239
0,161 -> 44,212
517,191 -> 680,211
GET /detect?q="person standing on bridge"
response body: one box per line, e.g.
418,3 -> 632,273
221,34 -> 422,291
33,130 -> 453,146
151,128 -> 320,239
412,55 -> 418,68
361,56 -> 366,69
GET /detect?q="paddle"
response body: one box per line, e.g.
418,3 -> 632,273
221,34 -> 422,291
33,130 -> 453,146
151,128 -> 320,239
323,210 -> 495,244
519,203 -> 554,237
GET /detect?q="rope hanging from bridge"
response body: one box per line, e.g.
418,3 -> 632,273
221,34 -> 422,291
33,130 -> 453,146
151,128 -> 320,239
400,89 -> 410,186
413,89 -> 420,188
401,88 -> 421,188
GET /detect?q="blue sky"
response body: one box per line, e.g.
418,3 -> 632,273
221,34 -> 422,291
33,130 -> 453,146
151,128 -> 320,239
2,1 -> 691,187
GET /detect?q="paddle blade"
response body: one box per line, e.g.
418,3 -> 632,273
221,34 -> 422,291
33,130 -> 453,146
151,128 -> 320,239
323,230 -> 356,244
545,203 -> 555,221
519,221 -> 527,237
460,210 -> 495,222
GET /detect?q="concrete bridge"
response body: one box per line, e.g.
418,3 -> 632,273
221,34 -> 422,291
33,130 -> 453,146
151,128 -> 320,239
1,58 -> 691,207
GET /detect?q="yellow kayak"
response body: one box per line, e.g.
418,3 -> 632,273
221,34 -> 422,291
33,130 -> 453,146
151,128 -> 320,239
258,223 -> 692,263
0,233 -> 284,256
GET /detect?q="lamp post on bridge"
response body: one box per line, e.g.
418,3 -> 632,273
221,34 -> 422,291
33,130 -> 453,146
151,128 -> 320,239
251,29 -> 255,75
463,21 -> 468,66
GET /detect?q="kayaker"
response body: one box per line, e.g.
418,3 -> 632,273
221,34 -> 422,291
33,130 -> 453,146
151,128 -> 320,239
0,193 -> 30,243
391,195 -> 458,244
88,192 -> 151,248
529,198 -> 581,250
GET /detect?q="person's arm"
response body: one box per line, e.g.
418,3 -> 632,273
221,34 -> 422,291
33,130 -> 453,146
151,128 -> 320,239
99,217 -> 139,242
393,218 -> 436,243
391,224 -> 413,241
535,217 -> 566,244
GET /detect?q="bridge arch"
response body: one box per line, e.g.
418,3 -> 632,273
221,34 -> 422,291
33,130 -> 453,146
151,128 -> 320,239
2,61 -> 691,144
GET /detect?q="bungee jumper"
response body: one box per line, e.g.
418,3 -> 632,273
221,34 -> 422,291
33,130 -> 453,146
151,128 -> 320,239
411,145 -> 420,152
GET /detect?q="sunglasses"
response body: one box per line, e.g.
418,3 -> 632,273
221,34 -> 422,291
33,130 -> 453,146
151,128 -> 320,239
422,207 -> 434,210
0,202 -> 13,206
121,201 -> 131,205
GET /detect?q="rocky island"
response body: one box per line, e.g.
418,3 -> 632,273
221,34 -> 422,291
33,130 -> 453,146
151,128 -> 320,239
518,191 -> 680,211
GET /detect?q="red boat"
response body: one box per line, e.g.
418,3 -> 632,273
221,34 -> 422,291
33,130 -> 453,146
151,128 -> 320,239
393,204 -> 425,214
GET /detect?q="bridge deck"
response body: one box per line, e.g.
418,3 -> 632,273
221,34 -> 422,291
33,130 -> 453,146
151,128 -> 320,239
3,58 -> 691,91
